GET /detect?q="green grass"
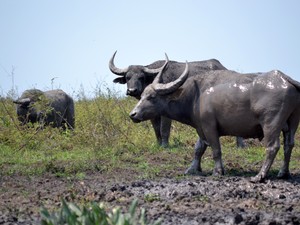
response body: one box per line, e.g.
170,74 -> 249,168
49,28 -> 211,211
1,90 -> 300,179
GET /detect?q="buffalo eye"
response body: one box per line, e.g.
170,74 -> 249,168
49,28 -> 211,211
146,93 -> 156,100
21,102 -> 31,109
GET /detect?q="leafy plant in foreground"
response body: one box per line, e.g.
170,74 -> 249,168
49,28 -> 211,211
40,199 -> 162,225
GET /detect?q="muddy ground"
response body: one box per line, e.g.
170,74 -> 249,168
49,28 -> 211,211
1,171 -> 300,225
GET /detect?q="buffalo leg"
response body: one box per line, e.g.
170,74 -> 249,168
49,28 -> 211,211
66,106 -> 75,130
251,111 -> 299,182
251,136 -> 280,183
277,129 -> 293,179
210,139 -> 224,176
160,116 -> 171,147
150,117 -> 163,146
236,136 -> 245,148
278,118 -> 299,179
185,138 -> 208,175
202,123 -> 224,175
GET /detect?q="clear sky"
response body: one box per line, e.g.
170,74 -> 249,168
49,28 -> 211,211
1,0 -> 300,98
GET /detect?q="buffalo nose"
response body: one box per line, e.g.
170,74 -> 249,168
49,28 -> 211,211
126,88 -> 138,96
129,111 -> 136,119
129,110 -> 141,123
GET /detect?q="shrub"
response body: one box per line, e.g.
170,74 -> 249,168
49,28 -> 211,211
40,199 -> 162,225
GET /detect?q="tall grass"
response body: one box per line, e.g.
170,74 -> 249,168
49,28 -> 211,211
0,88 -> 193,178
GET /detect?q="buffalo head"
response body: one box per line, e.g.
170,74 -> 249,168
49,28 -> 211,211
109,51 -> 169,98
130,61 -> 189,122
13,89 -> 46,125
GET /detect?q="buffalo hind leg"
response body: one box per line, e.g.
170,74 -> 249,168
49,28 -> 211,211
277,130 -> 293,179
251,135 -> 280,183
202,124 -> 224,176
278,120 -> 298,179
185,138 -> 208,175
211,139 -> 224,176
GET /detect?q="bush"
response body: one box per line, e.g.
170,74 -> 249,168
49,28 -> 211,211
40,199 -> 162,225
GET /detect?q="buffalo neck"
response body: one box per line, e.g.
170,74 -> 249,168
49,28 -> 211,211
160,78 -> 200,128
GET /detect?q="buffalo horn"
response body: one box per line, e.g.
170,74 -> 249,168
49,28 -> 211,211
154,61 -> 189,95
152,53 -> 169,85
109,51 -> 129,75
13,98 -> 31,104
143,53 -> 170,75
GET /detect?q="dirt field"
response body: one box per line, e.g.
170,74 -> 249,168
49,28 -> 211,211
1,170 -> 300,225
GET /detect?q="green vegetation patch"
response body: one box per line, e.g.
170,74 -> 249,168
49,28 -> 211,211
41,199 -> 162,225
1,92 -> 300,179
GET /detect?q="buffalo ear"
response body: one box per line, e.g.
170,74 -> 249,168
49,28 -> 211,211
145,75 -> 155,86
113,77 -> 126,84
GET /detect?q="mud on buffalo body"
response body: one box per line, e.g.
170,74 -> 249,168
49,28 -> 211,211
130,61 -> 300,182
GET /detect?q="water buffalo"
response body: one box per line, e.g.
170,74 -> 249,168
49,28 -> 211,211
129,61 -> 300,182
110,51 -> 244,148
13,89 -> 75,129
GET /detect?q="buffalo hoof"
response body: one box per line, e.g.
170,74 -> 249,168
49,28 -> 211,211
250,174 -> 265,183
157,139 -> 169,148
277,170 -> 292,180
160,142 -> 169,148
212,168 -> 225,176
185,167 -> 202,176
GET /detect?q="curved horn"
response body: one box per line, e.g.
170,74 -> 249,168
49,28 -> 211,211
153,53 -> 169,85
109,51 -> 129,75
154,61 -> 189,95
143,53 -> 169,75
13,98 -> 31,105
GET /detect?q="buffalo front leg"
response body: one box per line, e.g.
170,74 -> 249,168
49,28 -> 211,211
236,136 -> 245,148
150,117 -> 163,146
160,116 -> 172,147
185,138 -> 208,175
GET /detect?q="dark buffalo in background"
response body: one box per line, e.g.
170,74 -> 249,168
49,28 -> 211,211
109,51 -> 244,148
130,61 -> 300,182
13,89 -> 75,129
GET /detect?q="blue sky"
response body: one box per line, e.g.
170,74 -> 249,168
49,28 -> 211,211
1,1 -> 300,98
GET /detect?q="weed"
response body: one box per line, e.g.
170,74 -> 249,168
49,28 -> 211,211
144,193 -> 161,203
193,194 -> 210,203
40,199 -> 162,225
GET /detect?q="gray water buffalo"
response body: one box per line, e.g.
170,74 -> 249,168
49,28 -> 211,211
110,51 -> 244,148
13,89 -> 75,129
129,61 -> 300,182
